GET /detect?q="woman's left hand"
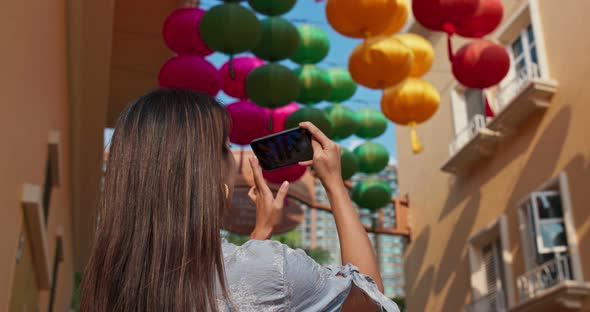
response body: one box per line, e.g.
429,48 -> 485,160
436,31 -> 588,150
248,157 -> 290,240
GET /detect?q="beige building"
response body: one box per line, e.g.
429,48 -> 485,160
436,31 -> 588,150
398,1 -> 590,311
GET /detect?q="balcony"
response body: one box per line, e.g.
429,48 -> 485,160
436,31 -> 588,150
466,289 -> 507,312
441,115 -> 501,175
512,254 -> 590,312
487,63 -> 557,133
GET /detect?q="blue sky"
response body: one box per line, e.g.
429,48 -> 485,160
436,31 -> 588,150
107,0 -> 398,164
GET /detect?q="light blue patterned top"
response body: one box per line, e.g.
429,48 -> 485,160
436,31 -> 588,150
217,239 -> 400,312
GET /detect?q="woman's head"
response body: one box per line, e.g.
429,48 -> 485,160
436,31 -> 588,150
81,89 -> 234,311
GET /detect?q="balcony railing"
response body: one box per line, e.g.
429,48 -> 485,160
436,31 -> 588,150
466,289 -> 507,312
516,254 -> 573,302
495,63 -> 541,111
448,114 -> 489,156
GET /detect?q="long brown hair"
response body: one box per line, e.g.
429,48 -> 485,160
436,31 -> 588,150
81,89 -> 232,312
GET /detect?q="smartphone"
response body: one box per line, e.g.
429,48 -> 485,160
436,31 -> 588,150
250,127 -> 313,171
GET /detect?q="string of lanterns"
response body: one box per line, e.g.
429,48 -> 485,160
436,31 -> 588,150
326,0 -> 439,154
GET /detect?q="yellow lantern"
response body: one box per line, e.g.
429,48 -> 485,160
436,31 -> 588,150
326,0 -> 398,39
395,33 -> 434,77
348,35 -> 413,89
380,0 -> 409,35
380,78 -> 440,153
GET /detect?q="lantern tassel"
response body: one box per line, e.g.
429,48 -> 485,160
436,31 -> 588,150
409,122 -> 423,154
443,23 -> 455,62
239,147 -> 244,173
229,54 -> 235,79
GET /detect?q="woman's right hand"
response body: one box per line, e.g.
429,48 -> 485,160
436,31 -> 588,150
298,122 -> 343,187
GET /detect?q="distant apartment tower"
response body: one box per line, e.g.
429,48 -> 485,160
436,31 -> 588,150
299,165 -> 406,298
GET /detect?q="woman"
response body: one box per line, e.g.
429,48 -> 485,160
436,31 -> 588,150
81,89 -> 399,312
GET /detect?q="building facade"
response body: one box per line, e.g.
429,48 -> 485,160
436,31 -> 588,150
398,1 -> 590,311
299,166 -> 407,298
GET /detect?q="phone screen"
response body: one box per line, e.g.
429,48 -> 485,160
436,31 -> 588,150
250,127 -> 313,171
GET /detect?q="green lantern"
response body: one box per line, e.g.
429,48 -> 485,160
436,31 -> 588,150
200,3 -> 262,57
326,68 -> 357,102
295,65 -> 332,105
284,107 -> 333,138
246,63 -> 300,108
324,104 -> 358,141
341,148 -> 359,180
355,108 -> 388,139
353,142 -> 389,174
352,179 -> 392,211
251,17 -> 300,62
247,0 -> 296,16
290,24 -> 330,65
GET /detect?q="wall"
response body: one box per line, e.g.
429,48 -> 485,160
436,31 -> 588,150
0,0 -> 74,310
397,0 -> 590,311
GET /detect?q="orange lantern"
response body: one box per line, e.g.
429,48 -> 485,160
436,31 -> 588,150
395,33 -> 434,77
326,0 -> 398,39
381,78 -> 440,153
348,35 -> 413,89
380,0 -> 409,35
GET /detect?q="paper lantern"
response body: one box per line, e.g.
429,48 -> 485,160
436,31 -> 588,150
326,0 -> 398,38
326,68 -> 357,102
158,55 -> 221,96
455,0 -> 503,38
220,56 -> 264,99
163,8 -> 213,55
341,148 -> 359,180
295,65 -> 332,105
452,39 -> 510,89
381,0 -> 409,35
270,103 -> 300,133
251,17 -> 301,62
284,107 -> 333,138
381,78 -> 440,153
354,142 -> 389,174
412,0 -> 481,32
290,25 -> 330,65
200,3 -> 262,58
324,104 -> 358,141
396,33 -> 434,77
246,63 -> 300,108
226,100 -> 272,145
352,179 -> 392,211
355,108 -> 388,139
263,164 -> 307,183
247,0 -> 296,16
348,35 -> 413,89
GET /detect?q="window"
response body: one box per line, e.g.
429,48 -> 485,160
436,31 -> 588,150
468,216 -> 512,310
509,24 -> 538,77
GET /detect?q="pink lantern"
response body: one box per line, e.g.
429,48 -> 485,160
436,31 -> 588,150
263,164 -> 307,184
452,39 -> 510,89
220,56 -> 265,99
163,7 -> 213,55
226,100 -> 272,145
158,55 -> 221,96
270,102 -> 300,133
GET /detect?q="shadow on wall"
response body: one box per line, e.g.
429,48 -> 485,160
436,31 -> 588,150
404,226 -> 431,292
439,254 -> 471,312
433,193 -> 481,295
504,106 -> 571,208
406,266 -> 435,312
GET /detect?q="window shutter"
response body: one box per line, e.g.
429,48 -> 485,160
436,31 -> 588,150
482,243 -> 498,295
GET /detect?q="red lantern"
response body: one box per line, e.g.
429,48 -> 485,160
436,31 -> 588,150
226,100 -> 272,145
413,0 -> 481,32
263,164 -> 307,184
455,0 -> 503,38
158,55 -> 221,96
163,8 -> 213,55
220,56 -> 265,99
452,39 -> 510,89
270,103 -> 300,133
